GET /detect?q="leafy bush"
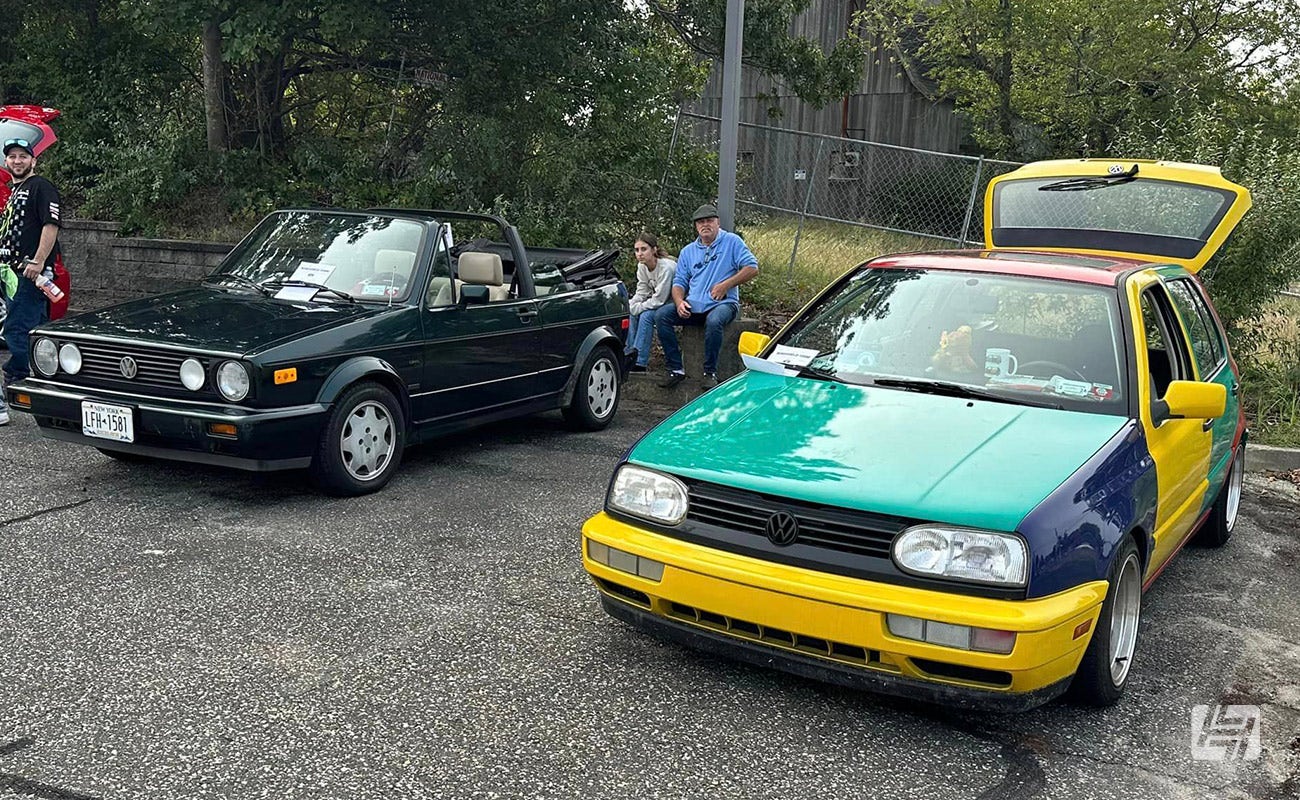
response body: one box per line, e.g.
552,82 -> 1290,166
1112,105 -> 1300,333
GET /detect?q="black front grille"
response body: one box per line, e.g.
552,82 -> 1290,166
73,342 -> 209,391
684,480 -> 908,559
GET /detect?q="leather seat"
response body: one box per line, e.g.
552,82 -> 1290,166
457,252 -> 511,302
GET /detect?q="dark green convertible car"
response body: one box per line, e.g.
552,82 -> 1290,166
5,209 -> 629,495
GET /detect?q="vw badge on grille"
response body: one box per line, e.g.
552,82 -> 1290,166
119,356 -> 138,379
765,511 -> 799,546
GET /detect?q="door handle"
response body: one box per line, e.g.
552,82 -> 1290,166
1203,418 -> 1216,432
516,307 -> 538,322
1231,382 -> 1241,396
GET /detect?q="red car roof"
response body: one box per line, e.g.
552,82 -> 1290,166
867,250 -> 1153,286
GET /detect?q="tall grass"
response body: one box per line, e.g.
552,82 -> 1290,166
736,216 -> 942,318
1238,296 -> 1300,447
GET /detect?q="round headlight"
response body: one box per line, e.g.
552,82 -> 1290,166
58,343 -> 83,375
180,358 -> 206,391
33,337 -> 58,376
893,525 -> 1028,587
607,464 -> 689,525
216,361 -> 250,402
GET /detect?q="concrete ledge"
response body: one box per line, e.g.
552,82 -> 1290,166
622,317 -> 760,408
1246,443 -> 1300,474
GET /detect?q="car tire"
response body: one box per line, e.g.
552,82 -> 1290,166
562,346 -> 621,431
1196,445 -> 1244,548
309,381 -> 405,497
1067,535 -> 1142,707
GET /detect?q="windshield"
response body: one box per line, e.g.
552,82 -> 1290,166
992,177 -> 1236,260
212,211 -> 427,302
777,267 -> 1127,414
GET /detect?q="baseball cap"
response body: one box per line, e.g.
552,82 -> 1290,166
3,138 -> 34,156
692,203 -> 719,221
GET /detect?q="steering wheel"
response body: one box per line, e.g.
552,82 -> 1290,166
1018,360 -> 1088,382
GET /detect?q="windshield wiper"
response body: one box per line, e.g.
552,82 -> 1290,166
261,278 -> 357,304
1038,164 -> 1139,192
871,378 -> 1063,409
789,361 -> 845,383
207,273 -> 269,295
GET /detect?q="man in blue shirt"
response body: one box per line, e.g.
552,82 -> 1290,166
654,204 -> 758,388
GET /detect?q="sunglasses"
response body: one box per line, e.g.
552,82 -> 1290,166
4,137 -> 33,153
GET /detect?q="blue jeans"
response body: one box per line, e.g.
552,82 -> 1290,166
3,276 -> 48,388
655,301 -> 739,374
625,309 -> 658,366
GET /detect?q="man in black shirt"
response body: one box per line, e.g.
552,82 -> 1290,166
0,136 -> 62,426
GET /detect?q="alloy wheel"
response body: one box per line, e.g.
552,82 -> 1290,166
586,358 -> 618,419
339,400 -> 394,481
1109,553 -> 1142,687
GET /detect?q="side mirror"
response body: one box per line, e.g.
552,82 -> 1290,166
459,284 -> 490,306
1158,380 -> 1226,423
738,331 -> 771,357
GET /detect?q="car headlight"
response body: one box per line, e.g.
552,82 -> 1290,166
180,358 -> 206,391
33,337 -> 58,376
216,360 -> 250,402
607,464 -> 689,525
892,525 -> 1028,587
58,343 -> 82,375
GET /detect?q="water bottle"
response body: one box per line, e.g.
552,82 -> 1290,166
33,272 -> 65,302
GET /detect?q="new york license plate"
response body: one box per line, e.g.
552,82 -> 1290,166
81,401 -> 135,442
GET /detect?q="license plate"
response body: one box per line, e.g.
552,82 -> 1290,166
81,401 -> 135,442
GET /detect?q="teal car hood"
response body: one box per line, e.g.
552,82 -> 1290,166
629,371 -> 1128,532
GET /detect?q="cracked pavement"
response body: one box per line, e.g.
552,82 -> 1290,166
1,405 -> 1298,799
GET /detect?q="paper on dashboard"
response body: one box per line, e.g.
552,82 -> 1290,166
741,353 -> 797,376
769,345 -> 819,367
275,261 -> 338,301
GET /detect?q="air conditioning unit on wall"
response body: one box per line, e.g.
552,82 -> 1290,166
829,150 -> 861,181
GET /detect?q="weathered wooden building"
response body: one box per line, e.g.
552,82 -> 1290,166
686,0 -> 965,152
682,0 -> 980,238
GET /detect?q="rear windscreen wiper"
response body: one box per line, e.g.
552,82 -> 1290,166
262,279 -> 357,304
1038,164 -> 1139,192
872,378 -> 1063,409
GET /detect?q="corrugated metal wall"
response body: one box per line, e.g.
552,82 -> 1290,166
686,0 -> 965,153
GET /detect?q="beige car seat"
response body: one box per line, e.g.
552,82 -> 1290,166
457,252 -> 511,302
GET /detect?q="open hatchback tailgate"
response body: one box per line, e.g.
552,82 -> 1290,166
984,159 -> 1251,273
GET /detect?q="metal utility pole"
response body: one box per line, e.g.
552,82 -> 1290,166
718,0 -> 745,230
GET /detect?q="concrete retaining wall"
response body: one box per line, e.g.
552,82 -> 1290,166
60,220 -> 234,313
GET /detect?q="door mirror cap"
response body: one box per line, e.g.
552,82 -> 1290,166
460,284 -> 491,306
1159,380 -> 1227,422
738,331 -> 771,357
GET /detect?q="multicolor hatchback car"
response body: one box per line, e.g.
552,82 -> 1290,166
581,159 -> 1251,709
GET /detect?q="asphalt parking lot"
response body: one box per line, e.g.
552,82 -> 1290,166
1,403 -> 1299,800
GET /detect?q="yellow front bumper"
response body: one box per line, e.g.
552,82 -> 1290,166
583,513 -> 1107,708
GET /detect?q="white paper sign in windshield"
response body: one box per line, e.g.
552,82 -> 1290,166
275,262 -> 338,301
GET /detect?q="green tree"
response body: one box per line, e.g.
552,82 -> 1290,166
855,0 -> 1300,159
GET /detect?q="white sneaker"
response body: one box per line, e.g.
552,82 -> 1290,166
0,409 -> 9,426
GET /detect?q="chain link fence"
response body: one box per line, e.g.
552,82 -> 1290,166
660,111 -> 1022,277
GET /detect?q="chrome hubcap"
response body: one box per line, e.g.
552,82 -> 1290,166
339,400 -> 394,481
586,358 -> 617,419
1225,449 -> 1244,532
1109,553 -> 1142,686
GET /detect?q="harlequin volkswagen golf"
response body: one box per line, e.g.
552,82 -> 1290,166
581,159 -> 1250,709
